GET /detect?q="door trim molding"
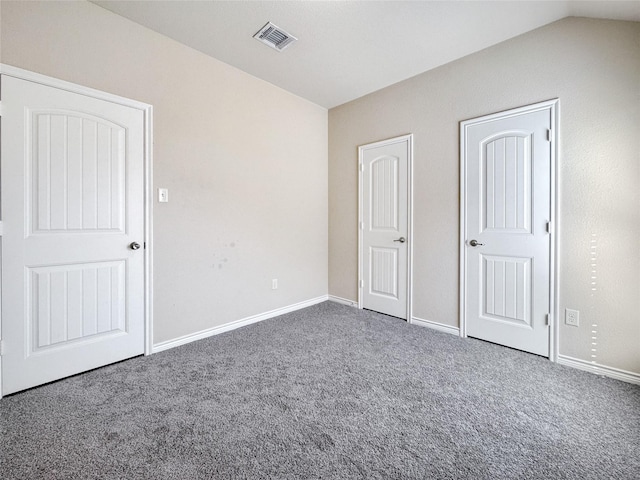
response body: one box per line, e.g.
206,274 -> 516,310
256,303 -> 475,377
459,99 -> 559,360
0,65 -> 154,399
0,64 -> 152,111
357,134 -> 413,321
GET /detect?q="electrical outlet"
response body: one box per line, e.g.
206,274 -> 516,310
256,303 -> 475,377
272,279 -> 278,290
565,308 -> 580,327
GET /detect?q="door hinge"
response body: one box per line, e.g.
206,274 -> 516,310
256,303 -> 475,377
0,340 -> 5,356
359,163 -> 364,172
545,313 -> 551,326
546,129 -> 552,142
0,101 -> 4,117
359,221 -> 364,230
144,242 -> 147,249
359,279 -> 364,288
546,221 -> 552,233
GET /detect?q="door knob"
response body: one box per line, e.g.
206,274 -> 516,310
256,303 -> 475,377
469,239 -> 484,247
130,242 -> 141,250
393,237 -> 406,243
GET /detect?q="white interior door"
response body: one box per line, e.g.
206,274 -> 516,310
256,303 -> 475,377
359,135 -> 412,319
461,102 -> 555,357
1,75 -> 146,395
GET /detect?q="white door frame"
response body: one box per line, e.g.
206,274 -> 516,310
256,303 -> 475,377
0,64 -> 154,397
459,99 -> 559,361
358,134 -> 414,321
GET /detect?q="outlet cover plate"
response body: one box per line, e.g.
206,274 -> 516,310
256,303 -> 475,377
565,308 -> 580,327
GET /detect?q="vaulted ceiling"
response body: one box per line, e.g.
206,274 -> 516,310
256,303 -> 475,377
92,1 -> 640,108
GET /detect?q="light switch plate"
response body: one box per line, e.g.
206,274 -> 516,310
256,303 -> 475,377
158,188 -> 169,203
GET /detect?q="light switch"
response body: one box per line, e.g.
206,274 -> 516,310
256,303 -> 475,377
158,188 -> 169,203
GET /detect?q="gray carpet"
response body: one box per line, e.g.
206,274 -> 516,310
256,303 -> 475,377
1,302 -> 638,479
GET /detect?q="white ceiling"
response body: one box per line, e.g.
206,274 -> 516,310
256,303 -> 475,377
91,1 -> 640,109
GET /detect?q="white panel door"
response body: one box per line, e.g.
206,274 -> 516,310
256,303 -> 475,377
463,104 -> 553,356
360,135 -> 411,319
1,75 -> 145,395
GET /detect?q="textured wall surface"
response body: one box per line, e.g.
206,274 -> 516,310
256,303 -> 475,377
1,1 -> 328,344
1,3 -> 637,375
329,17 -> 640,373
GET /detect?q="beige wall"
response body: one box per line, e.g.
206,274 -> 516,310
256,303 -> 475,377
1,3 -> 637,375
0,1 -> 328,344
329,17 -> 640,373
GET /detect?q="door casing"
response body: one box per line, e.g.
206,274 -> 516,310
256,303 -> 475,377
0,64 -> 154,398
358,134 -> 413,321
459,99 -> 559,361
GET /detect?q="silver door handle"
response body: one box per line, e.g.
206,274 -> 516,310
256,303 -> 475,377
469,239 -> 484,247
394,237 -> 406,243
130,242 -> 141,250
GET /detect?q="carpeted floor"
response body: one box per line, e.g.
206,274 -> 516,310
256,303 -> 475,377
1,301 -> 638,479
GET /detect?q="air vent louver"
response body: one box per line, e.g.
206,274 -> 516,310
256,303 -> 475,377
253,22 -> 297,51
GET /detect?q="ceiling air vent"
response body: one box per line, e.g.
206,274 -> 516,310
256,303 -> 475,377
253,22 -> 297,52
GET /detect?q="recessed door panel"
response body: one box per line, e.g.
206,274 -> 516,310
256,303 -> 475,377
482,133 -> 532,234
369,247 -> 399,299
28,261 -> 126,354
30,111 -> 126,235
481,255 -> 531,326
370,156 -> 399,232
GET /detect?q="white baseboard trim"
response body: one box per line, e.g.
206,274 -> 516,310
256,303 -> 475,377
152,295 -> 329,353
557,354 -> 640,385
411,316 -> 460,336
328,295 -> 358,307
